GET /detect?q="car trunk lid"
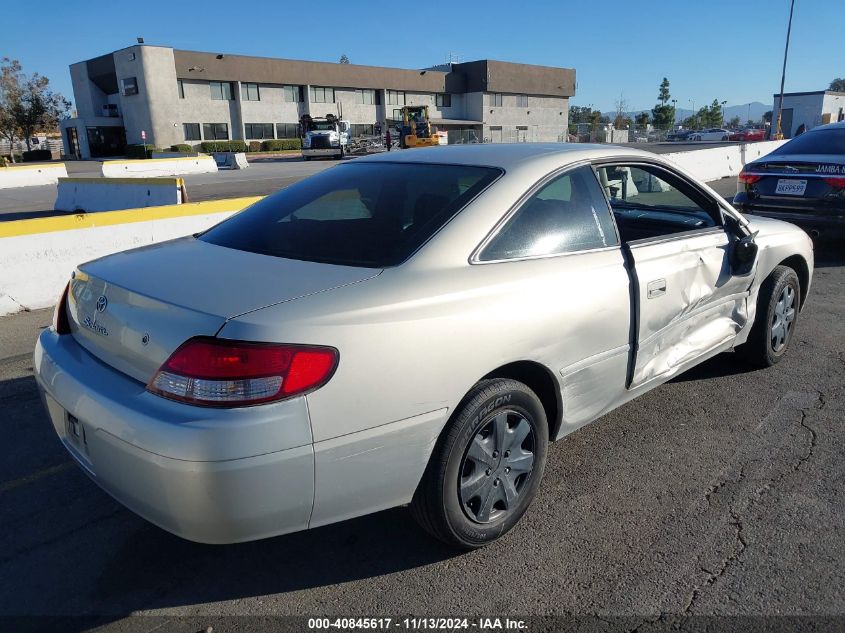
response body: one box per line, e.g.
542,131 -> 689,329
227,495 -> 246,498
67,236 -> 381,384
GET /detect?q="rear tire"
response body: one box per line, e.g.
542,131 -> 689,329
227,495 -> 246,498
737,265 -> 800,367
410,378 -> 549,549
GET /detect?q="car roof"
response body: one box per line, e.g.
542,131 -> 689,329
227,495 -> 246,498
807,120 -> 845,131
351,143 -> 661,171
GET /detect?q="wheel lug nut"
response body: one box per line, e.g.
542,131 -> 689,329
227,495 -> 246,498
505,467 -> 510,473
486,469 -> 492,476
504,451 -> 510,458
494,479 -> 500,486
493,451 -> 498,458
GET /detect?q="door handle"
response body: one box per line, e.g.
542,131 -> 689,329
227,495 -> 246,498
647,279 -> 666,299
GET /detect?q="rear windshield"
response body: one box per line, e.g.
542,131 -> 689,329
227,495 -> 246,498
772,128 -> 845,155
200,162 -> 500,267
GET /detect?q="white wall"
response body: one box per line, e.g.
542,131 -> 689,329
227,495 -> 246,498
0,163 -> 68,189
0,205 -> 245,316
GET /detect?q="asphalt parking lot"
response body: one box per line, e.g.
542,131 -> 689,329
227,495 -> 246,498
0,172 -> 843,631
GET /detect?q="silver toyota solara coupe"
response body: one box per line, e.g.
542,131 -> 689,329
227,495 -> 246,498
34,144 -> 813,549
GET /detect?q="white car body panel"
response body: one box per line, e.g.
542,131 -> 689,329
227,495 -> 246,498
34,144 -> 814,543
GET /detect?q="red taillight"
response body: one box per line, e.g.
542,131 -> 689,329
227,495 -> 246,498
147,337 -> 338,407
823,176 -> 845,189
738,169 -> 762,184
52,282 -> 71,335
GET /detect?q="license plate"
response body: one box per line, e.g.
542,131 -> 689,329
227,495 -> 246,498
774,179 -> 807,196
65,414 -> 85,447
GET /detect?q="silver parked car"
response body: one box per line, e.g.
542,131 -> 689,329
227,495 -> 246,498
34,144 -> 813,549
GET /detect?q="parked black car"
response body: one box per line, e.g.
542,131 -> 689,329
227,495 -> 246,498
734,121 -> 845,239
666,129 -> 695,142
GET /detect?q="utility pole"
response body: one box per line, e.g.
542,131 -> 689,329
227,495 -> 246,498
775,0 -> 796,140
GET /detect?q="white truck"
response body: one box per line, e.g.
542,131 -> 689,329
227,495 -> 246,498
300,113 -> 350,160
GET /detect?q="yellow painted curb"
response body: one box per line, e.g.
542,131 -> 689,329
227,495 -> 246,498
1,163 -> 65,171
0,196 -> 263,239
58,177 -> 185,186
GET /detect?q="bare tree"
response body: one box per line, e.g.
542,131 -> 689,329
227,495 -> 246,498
0,58 -> 70,162
0,59 -> 24,162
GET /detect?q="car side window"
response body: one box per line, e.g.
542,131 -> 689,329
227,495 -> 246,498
595,164 -> 720,243
478,165 -> 618,261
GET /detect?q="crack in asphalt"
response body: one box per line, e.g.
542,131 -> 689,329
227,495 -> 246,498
678,391 -> 825,622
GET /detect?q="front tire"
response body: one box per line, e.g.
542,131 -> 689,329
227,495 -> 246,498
411,378 -> 549,549
737,265 -> 800,367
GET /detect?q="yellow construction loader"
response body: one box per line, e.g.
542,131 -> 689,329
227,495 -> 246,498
397,105 -> 440,149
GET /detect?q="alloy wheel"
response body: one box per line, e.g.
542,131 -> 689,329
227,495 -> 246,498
771,285 -> 796,352
459,411 -> 536,524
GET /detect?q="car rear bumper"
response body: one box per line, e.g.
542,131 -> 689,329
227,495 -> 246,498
302,147 -> 342,157
33,329 -> 315,544
734,195 -> 845,238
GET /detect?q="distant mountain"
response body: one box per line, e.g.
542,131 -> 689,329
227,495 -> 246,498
601,101 -> 770,124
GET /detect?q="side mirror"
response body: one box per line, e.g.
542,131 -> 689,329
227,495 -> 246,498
731,231 -> 759,275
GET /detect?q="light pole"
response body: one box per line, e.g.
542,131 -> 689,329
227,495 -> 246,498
721,100 -> 728,126
775,0 -> 796,140
671,99 -> 677,128
689,99 -> 696,128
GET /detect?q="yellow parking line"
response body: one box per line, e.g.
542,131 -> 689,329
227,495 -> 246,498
0,196 -> 263,238
1,163 -> 65,171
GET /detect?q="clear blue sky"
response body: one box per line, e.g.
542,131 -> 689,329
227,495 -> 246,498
4,0 -> 840,113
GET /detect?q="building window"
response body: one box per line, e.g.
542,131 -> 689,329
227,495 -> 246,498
517,94 -> 528,107
310,86 -> 335,103
245,123 -> 274,139
436,93 -> 451,108
350,124 -> 374,137
183,123 -> 201,141
177,80 -> 185,99
241,83 -> 260,101
356,89 -> 376,105
210,81 -> 234,100
283,85 -> 302,102
120,77 -> 138,96
276,123 -> 300,139
386,90 -> 405,105
490,93 -> 503,107
202,123 -> 229,140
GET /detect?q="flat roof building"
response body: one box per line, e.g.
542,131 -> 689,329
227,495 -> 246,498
772,90 -> 845,138
61,45 -> 576,158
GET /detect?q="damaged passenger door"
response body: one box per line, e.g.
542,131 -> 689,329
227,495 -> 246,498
595,163 -> 757,389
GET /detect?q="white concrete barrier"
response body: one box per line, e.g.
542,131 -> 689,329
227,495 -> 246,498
0,163 -> 67,189
663,140 -> 788,182
0,197 -> 261,316
54,177 -> 184,213
213,152 -> 250,169
101,155 -> 217,178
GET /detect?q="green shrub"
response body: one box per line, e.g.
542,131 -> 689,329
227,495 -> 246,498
124,144 -> 159,159
200,140 -> 248,153
169,144 -> 192,153
22,149 -> 53,162
248,141 -> 262,153
261,138 -> 302,151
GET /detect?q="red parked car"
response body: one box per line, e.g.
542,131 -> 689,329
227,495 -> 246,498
729,128 -> 766,142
